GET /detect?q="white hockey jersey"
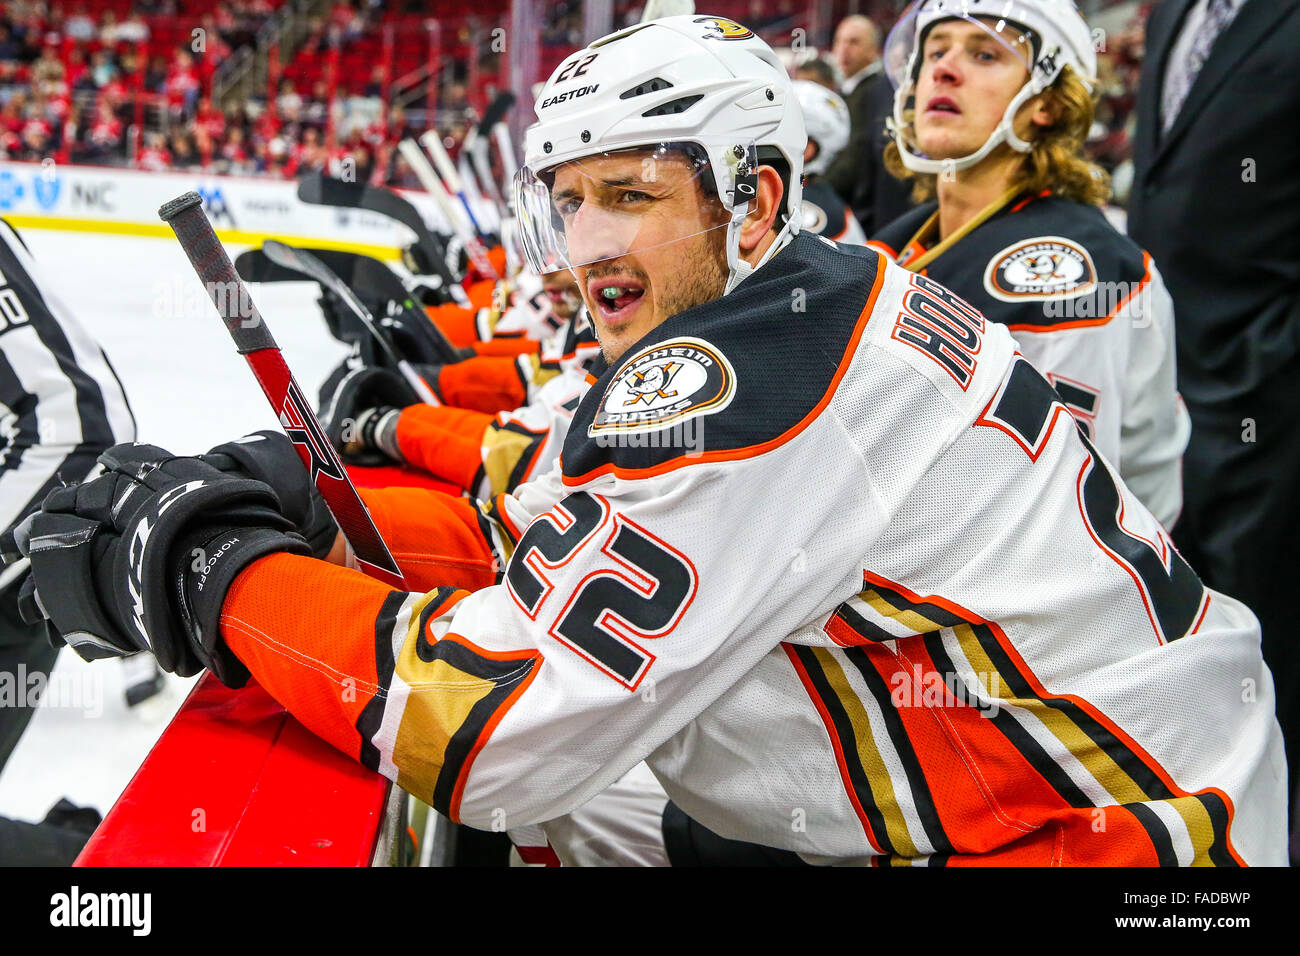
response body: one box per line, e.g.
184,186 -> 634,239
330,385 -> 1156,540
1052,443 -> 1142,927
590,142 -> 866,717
223,233 -> 1286,865
871,193 -> 1190,528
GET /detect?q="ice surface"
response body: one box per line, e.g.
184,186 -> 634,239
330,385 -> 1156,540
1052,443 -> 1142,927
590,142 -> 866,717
0,227 -> 351,827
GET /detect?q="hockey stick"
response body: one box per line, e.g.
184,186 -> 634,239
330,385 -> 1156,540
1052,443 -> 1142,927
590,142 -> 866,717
235,246 -> 362,285
420,128 -> 490,239
235,246 -> 470,365
395,140 -> 467,238
158,191 -> 407,590
295,173 -> 469,305
463,91 -> 515,214
350,255 -> 476,364
457,150 -> 499,235
259,240 -> 441,406
492,124 -> 518,184
398,139 -> 499,280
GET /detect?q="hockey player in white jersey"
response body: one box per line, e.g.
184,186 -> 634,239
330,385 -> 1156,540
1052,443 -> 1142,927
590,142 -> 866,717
8,14 -> 1287,865
869,0 -> 1188,527
793,80 -> 868,246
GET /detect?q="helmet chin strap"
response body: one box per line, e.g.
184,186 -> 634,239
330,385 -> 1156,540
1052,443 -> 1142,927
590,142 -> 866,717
722,201 -> 800,296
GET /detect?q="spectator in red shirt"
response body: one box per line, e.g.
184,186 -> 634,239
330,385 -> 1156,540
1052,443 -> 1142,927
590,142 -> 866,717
164,50 -> 200,116
220,126 -> 253,175
138,132 -> 171,171
78,100 -> 124,162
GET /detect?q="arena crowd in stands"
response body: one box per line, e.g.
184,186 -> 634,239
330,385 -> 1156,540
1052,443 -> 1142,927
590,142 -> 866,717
0,0 -> 1147,201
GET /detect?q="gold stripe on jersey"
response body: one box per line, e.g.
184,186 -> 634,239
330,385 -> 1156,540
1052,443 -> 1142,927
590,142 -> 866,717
387,591 -> 543,818
482,421 -> 548,497
841,573 -> 1240,865
523,352 -> 563,391
861,589 -> 940,637
391,654 -> 495,800
812,648 -> 921,859
949,623 -> 1147,805
387,591 -> 465,775
1169,796 -> 1218,866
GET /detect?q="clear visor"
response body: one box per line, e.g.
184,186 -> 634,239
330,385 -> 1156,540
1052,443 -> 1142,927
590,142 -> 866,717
512,142 -> 749,274
883,5 -> 1037,91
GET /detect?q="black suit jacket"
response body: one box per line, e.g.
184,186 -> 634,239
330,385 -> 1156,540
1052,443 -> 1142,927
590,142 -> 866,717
1127,0 -> 1300,404
823,70 -> 915,237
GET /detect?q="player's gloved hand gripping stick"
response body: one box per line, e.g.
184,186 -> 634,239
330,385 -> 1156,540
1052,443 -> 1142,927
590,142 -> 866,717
158,191 -> 407,589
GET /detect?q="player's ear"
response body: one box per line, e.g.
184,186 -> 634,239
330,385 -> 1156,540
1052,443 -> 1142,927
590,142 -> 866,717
1027,91 -> 1058,129
738,165 -> 784,253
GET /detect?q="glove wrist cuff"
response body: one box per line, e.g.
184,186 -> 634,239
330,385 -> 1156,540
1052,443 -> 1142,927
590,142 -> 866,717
178,526 -> 311,687
353,406 -> 404,462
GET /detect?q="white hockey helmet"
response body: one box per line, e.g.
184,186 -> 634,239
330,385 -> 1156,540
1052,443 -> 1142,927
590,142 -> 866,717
514,14 -> 806,295
884,0 -> 1097,174
793,80 -> 851,177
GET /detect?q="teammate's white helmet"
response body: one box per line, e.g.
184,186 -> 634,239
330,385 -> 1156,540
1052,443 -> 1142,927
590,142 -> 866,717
884,0 -> 1097,175
793,80 -> 851,177
514,14 -> 806,295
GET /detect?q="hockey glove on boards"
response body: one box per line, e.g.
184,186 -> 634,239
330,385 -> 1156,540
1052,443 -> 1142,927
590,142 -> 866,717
201,430 -> 339,559
6,443 -> 310,687
319,363 -> 430,465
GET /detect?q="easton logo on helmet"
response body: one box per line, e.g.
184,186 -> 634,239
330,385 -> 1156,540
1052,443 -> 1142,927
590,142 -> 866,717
591,337 -> 736,436
694,16 -> 755,40
541,84 -> 601,109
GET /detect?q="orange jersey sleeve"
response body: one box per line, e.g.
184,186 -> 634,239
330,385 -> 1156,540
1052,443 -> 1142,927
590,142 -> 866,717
432,355 -> 528,414
219,555 -> 491,808
425,301 -> 482,349
466,278 -> 497,309
218,477 -> 548,821
395,404 -> 494,492
357,485 -> 498,592
468,337 -> 541,358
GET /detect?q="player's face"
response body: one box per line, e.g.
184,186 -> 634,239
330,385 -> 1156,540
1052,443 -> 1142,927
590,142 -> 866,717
912,19 -> 1033,162
552,150 -> 730,364
541,268 -> 582,323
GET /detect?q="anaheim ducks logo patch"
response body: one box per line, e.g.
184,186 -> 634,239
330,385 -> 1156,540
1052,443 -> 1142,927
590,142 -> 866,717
590,337 -> 735,436
694,16 -> 755,40
983,236 -> 1097,303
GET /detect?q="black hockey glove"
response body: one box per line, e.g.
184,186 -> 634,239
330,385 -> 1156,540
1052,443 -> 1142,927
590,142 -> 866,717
317,290 -> 375,347
8,443 -> 310,687
376,304 -> 472,366
318,364 -> 431,465
201,430 -> 339,559
401,241 -> 464,293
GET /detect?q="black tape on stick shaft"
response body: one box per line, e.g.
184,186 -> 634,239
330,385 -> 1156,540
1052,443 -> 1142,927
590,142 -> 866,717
477,91 -> 515,136
158,191 -> 277,353
158,191 -> 406,587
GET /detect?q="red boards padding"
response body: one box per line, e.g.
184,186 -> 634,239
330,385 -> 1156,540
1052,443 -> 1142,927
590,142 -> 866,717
76,675 -> 390,866
346,463 -> 460,496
